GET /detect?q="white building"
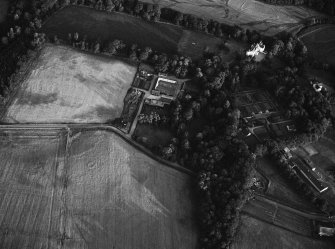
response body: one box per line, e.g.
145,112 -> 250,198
246,41 -> 266,57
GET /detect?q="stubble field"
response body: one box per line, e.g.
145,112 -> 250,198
3,44 -> 137,123
144,0 -> 323,35
0,129 -> 65,248
0,128 -> 198,249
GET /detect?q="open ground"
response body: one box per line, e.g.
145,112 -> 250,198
2,44 -> 137,123
142,0 -> 323,35
299,25 -> 335,68
0,127 -> 198,249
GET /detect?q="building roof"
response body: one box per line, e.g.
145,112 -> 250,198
293,166 -> 328,193
155,77 -> 179,97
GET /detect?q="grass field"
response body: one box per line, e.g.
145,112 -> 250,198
42,6 -> 229,60
143,0 -> 322,35
0,0 -> 8,23
3,44 -> 137,123
0,128 -> 198,249
300,25 -> 335,68
231,215 -> 334,249
43,6 -> 183,54
243,198 -> 312,236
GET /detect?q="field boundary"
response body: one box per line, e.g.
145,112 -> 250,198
0,123 -> 196,176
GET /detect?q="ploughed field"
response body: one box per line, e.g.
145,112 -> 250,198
0,128 -> 198,249
142,0 -> 323,35
2,44 -> 137,123
42,6 -> 225,60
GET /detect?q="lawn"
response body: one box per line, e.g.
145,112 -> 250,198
2,44 -> 137,123
257,158 -> 318,212
300,25 -> 335,68
231,215 -> 334,249
134,123 -> 173,148
142,0 -> 323,35
134,103 -> 174,148
0,128 -> 198,249
178,30 -> 225,60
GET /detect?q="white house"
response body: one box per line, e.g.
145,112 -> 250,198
246,41 -> 266,57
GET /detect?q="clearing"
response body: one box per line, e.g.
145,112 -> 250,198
0,128 -> 198,249
299,25 -> 335,68
231,215 -> 334,249
142,0 -> 323,35
2,44 -> 137,123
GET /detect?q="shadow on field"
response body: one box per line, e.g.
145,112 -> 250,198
16,92 -> 58,106
71,105 -> 120,121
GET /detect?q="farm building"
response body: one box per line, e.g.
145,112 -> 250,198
146,76 -> 182,107
153,77 -> 181,99
293,165 -> 328,193
319,226 -> 335,237
246,41 -> 266,57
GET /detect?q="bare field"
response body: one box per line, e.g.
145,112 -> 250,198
3,44 -> 137,123
0,129 -> 198,249
64,130 -> 197,249
300,25 -> 335,68
0,130 -> 65,248
231,215 -> 334,249
143,0 -> 322,35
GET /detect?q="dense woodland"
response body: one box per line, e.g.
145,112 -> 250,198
0,0 -> 334,248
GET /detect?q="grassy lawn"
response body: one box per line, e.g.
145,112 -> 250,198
134,123 -> 173,148
257,158 -> 319,212
253,126 -> 270,141
178,30 -> 225,60
134,104 -> 174,149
